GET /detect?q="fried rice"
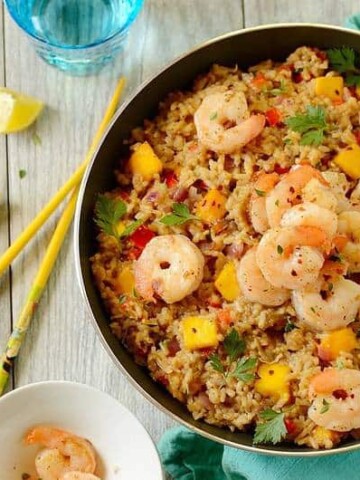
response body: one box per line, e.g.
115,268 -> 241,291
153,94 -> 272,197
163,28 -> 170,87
91,46 -> 360,449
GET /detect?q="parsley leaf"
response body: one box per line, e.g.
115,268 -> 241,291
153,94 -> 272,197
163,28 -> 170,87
327,47 -> 360,86
277,245 -> 283,255
229,356 -> 257,382
94,194 -> 126,238
255,189 -> 265,197
160,202 -> 197,226
224,329 -> 246,363
120,219 -> 144,238
285,105 -> 327,146
253,409 -> 287,445
284,320 -> 297,333
209,354 -> 225,374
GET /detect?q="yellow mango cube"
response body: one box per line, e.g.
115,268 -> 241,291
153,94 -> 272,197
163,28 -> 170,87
314,76 -> 344,101
334,144 -> 360,179
214,262 -> 240,302
318,327 -> 357,361
181,316 -> 218,350
115,265 -> 135,296
255,363 -> 291,402
128,142 -> 163,180
196,189 -> 227,223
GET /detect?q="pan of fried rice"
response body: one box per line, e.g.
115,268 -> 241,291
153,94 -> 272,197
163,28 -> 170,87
74,24 -> 360,454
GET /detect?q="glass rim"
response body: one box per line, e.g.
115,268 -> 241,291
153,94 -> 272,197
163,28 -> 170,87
4,0 -> 144,50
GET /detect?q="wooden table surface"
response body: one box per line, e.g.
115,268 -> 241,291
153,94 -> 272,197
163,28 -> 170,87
1,0 -> 360,449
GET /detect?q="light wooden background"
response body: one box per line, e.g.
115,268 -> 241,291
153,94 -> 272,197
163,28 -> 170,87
1,0 -> 360,449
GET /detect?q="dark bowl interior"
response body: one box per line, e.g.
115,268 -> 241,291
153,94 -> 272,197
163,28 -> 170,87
75,24 -> 360,455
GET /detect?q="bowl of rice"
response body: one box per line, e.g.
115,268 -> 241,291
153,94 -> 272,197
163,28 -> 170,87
75,24 -> 360,455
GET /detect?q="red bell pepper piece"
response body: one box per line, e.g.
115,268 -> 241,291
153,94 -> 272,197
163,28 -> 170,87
265,108 -> 282,127
129,225 -> 155,250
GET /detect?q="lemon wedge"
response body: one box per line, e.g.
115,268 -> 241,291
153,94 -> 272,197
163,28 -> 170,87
0,88 -> 44,134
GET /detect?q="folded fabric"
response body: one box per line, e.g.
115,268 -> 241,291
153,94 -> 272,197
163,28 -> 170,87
158,426 -> 360,480
344,14 -> 360,30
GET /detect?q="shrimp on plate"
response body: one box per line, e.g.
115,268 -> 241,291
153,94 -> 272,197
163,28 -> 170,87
248,172 -> 279,234
24,426 -> 97,480
256,225 -> 328,290
61,474 -> 101,480
280,202 -> 338,239
134,234 -> 205,303
337,210 -> 360,272
237,247 -> 290,306
308,368 -> 360,431
265,164 -> 329,228
194,90 -> 265,154
291,276 -> 360,331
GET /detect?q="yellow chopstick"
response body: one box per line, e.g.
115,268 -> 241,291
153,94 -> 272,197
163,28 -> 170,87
0,78 -> 125,395
0,77 -> 125,277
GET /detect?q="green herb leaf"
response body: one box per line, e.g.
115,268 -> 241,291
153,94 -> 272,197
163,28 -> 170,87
253,409 -> 287,445
269,80 -> 287,96
327,47 -> 360,85
230,356 -> 257,382
31,131 -> 42,146
284,321 -> 296,333
94,194 -> 127,238
118,294 -> 127,304
209,354 -> 225,374
255,189 -> 265,197
224,329 -> 246,363
160,202 -> 197,226
120,219 -> 144,238
210,112 -> 218,120
277,245 -> 283,255
285,106 -> 327,146
19,169 -> 27,179
320,398 -> 330,414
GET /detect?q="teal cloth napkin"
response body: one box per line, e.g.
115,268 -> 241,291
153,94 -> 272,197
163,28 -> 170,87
345,14 -> 360,30
158,426 -> 360,480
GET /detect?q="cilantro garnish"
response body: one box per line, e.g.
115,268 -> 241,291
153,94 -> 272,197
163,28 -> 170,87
285,105 -> 327,146
120,219 -> 144,238
160,202 -> 198,226
94,195 -> 126,238
209,354 -> 225,374
19,169 -> 27,179
229,356 -> 257,382
210,112 -> 218,121
253,409 -> 287,445
284,320 -> 297,333
277,245 -> 283,255
118,294 -> 127,304
320,399 -> 330,414
327,47 -> 360,86
223,328 -> 246,362
255,189 -> 265,197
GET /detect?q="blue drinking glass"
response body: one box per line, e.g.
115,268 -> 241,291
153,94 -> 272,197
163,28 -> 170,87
5,0 -> 144,76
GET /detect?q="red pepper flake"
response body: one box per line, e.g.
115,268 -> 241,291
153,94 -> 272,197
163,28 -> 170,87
129,225 -> 155,250
284,418 -> 297,435
274,164 -> 290,175
198,347 -> 215,357
157,374 -> 169,387
163,169 -> 178,188
167,337 -> 181,357
354,130 -> 360,145
292,70 -> 303,84
265,108 -> 282,127
119,191 -> 130,200
312,47 -> 327,62
192,179 -> 208,192
332,389 -> 348,400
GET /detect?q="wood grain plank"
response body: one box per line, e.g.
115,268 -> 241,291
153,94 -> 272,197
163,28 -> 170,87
244,0 -> 360,27
0,1 -> 13,391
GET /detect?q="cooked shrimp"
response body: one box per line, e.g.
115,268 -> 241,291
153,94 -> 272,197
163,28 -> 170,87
248,172 -> 279,233
337,211 -> 360,272
194,90 -> 265,154
61,474 -> 101,480
24,426 -> 97,480
237,247 -> 290,306
266,165 -> 329,227
256,225 -> 327,290
292,277 -> 360,331
301,178 -> 338,212
308,368 -> 360,431
134,234 -> 204,303
280,202 -> 338,239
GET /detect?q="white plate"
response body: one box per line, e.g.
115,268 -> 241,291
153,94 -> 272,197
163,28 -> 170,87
0,381 -> 164,479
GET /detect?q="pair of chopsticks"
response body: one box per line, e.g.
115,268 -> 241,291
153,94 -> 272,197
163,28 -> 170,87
0,77 -> 126,395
